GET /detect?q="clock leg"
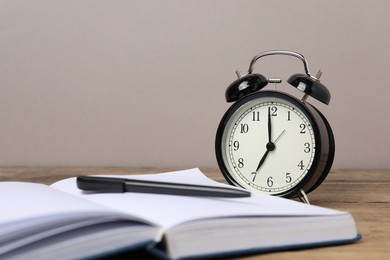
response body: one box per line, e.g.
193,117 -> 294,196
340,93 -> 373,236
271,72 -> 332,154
297,189 -> 310,204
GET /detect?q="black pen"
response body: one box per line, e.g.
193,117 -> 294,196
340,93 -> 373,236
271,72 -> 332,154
76,176 -> 251,198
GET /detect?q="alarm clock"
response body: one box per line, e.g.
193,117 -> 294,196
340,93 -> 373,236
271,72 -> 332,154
215,50 -> 335,203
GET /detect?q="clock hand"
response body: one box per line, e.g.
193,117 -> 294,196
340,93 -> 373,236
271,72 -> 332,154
255,150 -> 269,172
255,130 -> 285,172
268,107 -> 272,143
256,108 -> 274,172
255,142 -> 275,171
274,130 -> 286,144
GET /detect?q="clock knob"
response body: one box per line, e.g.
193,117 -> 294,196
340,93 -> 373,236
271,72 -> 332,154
287,72 -> 331,105
225,73 -> 268,102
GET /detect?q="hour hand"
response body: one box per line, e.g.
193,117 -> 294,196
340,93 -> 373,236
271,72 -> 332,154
256,142 -> 275,171
255,130 -> 285,172
256,150 -> 269,172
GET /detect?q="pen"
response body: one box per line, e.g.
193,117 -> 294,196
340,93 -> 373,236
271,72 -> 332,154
76,176 -> 251,198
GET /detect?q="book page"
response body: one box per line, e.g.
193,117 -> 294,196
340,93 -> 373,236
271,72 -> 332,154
0,182 -> 113,224
0,182 -> 159,256
0,182 -> 149,238
51,168 -> 348,229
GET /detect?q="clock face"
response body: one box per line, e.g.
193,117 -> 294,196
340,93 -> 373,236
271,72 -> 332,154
217,91 -> 319,196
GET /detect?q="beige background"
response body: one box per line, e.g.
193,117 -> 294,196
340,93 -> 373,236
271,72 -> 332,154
1,0 -> 389,169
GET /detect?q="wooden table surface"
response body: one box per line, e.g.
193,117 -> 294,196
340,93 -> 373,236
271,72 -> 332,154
1,167 -> 389,259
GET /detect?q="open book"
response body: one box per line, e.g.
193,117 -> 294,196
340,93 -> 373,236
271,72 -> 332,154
0,168 -> 360,259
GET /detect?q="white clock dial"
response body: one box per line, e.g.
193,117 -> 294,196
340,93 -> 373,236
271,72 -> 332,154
220,96 -> 316,195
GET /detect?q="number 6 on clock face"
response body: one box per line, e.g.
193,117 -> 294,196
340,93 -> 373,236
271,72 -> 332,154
215,91 -> 335,198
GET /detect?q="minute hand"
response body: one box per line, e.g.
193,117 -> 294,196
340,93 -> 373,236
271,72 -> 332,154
268,107 -> 272,143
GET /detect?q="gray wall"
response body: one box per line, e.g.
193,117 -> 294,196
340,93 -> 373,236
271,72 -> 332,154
1,0 -> 389,169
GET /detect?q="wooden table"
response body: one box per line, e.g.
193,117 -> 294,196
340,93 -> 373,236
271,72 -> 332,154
1,167 -> 389,259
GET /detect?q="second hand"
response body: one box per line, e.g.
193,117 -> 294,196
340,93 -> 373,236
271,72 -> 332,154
274,130 -> 286,144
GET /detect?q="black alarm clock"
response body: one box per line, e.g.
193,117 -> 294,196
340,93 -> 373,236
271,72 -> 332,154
215,50 -> 335,203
